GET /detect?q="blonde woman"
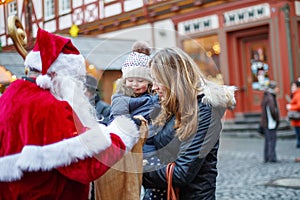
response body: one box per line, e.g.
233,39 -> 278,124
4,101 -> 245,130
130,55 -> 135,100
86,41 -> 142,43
142,47 -> 236,200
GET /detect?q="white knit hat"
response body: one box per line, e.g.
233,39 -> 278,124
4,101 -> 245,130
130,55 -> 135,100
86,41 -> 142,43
121,52 -> 152,82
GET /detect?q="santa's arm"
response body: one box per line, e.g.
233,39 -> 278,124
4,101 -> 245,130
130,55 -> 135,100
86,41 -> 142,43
15,116 -> 139,183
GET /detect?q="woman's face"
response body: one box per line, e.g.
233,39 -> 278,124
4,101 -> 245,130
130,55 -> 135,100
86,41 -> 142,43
152,80 -> 167,100
125,77 -> 150,95
291,83 -> 297,93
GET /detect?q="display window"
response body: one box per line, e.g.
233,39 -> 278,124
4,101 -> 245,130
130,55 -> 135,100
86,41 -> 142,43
182,34 -> 223,84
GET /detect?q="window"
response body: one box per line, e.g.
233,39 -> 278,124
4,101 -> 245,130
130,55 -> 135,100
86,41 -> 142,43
7,1 -> 17,16
44,0 -> 54,20
183,34 -> 223,84
59,0 -> 70,15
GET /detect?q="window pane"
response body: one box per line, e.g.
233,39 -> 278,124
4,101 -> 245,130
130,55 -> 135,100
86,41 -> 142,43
183,35 -> 223,83
8,1 -> 17,16
59,0 -> 71,15
44,0 -> 54,20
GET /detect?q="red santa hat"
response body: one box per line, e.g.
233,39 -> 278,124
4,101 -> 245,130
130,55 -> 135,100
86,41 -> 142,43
24,28 -> 85,89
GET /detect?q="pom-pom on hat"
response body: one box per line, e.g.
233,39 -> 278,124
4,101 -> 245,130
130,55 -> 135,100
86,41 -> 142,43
121,52 -> 152,82
132,41 -> 151,56
24,28 -> 85,89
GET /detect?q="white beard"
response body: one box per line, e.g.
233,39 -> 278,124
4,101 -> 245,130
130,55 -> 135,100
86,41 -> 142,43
50,74 -> 99,128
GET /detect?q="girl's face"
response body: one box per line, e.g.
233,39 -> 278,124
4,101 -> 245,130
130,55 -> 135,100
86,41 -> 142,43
125,77 -> 150,95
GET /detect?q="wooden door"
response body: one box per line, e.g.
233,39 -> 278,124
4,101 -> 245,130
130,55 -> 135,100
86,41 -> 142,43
242,35 -> 272,112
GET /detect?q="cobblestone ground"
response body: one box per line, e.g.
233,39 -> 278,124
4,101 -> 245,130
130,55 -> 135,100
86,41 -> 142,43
216,135 -> 300,200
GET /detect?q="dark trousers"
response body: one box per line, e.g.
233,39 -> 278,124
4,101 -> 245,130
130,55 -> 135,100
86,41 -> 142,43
264,129 -> 277,162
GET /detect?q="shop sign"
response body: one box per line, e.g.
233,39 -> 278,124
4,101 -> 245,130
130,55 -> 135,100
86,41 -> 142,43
224,3 -> 270,26
178,15 -> 219,34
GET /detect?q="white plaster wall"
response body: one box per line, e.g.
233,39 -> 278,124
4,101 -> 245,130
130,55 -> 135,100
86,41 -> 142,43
73,0 -> 83,8
104,3 -> 122,18
152,19 -> 177,49
32,0 -> 43,19
44,20 -> 56,33
84,0 -> 97,4
124,0 -> 143,12
97,19 -> 176,49
59,14 -> 72,30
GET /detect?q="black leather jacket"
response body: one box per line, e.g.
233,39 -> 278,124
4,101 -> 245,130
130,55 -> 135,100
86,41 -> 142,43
143,95 -> 224,200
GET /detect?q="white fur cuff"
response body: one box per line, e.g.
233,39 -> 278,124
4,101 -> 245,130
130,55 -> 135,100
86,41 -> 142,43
0,153 -> 23,181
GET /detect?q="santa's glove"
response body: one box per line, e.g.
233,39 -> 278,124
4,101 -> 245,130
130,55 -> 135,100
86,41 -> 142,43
107,115 -> 140,151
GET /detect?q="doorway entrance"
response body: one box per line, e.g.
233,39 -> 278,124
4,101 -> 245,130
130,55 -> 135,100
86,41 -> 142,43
228,25 -> 271,114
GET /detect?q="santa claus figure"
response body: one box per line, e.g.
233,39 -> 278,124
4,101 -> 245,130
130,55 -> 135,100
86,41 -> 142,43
0,28 -> 140,199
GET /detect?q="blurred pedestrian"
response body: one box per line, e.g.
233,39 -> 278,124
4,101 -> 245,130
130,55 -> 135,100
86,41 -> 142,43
286,80 -> 300,148
260,81 -> 280,163
0,28 -> 140,200
85,74 -> 111,125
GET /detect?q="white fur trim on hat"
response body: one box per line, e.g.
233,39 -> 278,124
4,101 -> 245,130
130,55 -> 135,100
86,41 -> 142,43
24,50 -> 43,72
24,51 -> 86,82
122,65 -> 152,82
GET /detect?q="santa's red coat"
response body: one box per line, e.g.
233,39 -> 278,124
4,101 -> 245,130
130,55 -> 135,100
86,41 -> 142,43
0,79 -> 128,199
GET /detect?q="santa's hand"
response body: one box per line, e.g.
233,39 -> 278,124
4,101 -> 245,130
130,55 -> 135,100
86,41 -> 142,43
107,116 -> 140,151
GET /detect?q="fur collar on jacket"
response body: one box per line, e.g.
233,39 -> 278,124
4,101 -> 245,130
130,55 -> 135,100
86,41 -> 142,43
201,80 -> 237,110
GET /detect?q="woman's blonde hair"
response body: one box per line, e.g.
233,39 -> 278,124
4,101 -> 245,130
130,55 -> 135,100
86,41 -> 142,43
149,47 -> 206,141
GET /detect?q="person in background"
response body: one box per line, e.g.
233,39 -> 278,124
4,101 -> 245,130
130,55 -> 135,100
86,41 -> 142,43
85,74 -> 111,125
0,28 -> 140,200
260,81 -> 280,163
286,80 -> 300,149
142,47 -> 236,200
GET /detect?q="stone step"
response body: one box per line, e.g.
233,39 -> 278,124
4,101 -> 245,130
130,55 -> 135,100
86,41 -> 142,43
222,118 -> 292,132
